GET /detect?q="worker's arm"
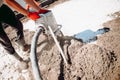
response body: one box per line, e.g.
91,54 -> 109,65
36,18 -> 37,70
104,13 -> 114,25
4,0 -> 41,15
26,0 -> 40,11
24,0 -> 40,11
4,0 -> 29,16
4,0 -> 49,20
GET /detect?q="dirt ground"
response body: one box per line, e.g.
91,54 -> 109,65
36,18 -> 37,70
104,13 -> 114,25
0,0 -> 120,80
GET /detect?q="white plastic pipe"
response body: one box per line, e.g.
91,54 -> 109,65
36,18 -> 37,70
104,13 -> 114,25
48,25 -> 68,65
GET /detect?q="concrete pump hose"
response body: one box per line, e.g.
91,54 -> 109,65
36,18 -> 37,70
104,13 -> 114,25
30,27 -> 43,80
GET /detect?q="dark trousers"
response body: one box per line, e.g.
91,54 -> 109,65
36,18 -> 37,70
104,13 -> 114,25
0,4 -> 24,54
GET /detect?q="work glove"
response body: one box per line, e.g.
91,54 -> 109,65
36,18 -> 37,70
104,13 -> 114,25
38,9 -> 50,14
28,12 -> 40,20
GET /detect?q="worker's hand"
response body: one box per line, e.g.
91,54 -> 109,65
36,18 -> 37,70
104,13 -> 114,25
28,12 -> 40,20
38,9 -> 50,14
26,4 -> 30,11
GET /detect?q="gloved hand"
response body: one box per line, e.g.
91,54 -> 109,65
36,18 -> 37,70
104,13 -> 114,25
28,12 -> 40,20
38,9 -> 50,14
